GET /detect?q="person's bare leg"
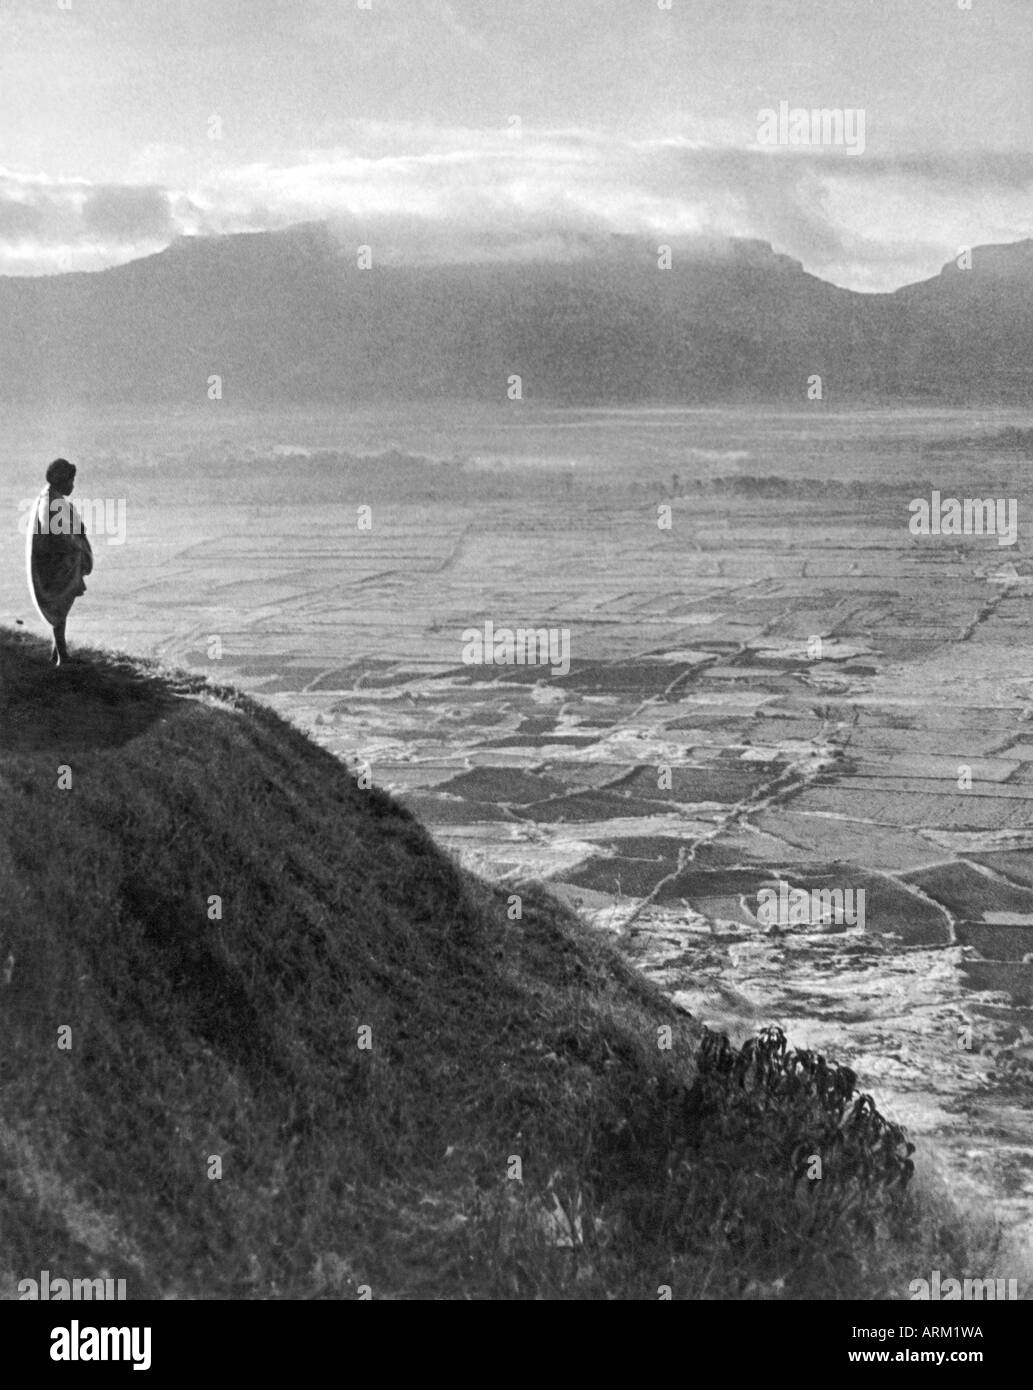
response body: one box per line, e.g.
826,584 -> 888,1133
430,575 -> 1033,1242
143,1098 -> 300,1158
51,619 -> 69,666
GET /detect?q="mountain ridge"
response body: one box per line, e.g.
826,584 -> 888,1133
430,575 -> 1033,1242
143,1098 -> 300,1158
1,222 -> 1029,405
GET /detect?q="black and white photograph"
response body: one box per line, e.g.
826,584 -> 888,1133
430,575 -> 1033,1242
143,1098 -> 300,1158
0,0 -> 1030,1349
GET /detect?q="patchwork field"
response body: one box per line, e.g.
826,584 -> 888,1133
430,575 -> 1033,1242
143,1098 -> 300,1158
5,404 -> 1033,1257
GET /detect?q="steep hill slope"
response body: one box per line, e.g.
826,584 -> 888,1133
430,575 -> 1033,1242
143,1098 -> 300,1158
0,629 -> 973,1298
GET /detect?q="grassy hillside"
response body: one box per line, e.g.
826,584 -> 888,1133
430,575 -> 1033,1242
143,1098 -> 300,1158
0,628 -> 988,1298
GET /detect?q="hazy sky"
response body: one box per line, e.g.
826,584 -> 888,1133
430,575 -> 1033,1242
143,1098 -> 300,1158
0,0 -> 1030,288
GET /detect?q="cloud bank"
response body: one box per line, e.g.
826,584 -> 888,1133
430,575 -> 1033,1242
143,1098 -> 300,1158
2,126 -> 1032,291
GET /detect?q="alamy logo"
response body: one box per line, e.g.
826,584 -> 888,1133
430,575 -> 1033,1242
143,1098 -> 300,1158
909,1270 -> 1018,1301
908,491 -> 1017,546
461,621 -> 571,678
50,1321 -> 151,1372
18,494 -> 127,545
757,881 -> 866,929
19,1270 -> 127,1300
757,101 -> 866,155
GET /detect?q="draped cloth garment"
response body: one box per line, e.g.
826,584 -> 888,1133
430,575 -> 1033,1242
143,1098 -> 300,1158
26,487 -> 93,626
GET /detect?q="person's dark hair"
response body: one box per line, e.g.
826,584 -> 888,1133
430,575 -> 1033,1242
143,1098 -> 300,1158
46,458 -> 75,487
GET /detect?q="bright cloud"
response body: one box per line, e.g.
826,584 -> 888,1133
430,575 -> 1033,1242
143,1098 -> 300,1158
2,127 -> 1032,290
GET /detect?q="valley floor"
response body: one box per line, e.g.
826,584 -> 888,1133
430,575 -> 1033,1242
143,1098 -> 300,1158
6,415 -> 1033,1276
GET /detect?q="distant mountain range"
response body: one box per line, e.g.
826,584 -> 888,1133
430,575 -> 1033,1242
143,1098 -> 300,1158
2,222 -> 1032,406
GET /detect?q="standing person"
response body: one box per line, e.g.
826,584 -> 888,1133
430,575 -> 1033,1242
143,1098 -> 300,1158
26,458 -> 93,666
